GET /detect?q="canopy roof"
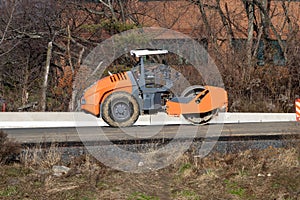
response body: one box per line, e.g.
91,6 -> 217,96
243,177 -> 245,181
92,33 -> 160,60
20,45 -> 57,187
130,49 -> 168,57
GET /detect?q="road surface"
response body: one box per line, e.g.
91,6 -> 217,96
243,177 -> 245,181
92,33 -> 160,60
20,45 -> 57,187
3,122 -> 299,144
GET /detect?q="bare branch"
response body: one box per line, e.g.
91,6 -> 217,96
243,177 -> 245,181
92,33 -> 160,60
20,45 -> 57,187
216,0 -> 233,49
252,0 -> 288,60
0,0 -> 16,45
0,41 -> 20,57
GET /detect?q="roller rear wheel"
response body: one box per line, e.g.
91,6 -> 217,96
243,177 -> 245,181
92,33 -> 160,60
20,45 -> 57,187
102,92 -> 140,127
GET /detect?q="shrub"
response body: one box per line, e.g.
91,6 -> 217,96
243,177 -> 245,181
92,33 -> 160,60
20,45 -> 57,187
0,130 -> 21,164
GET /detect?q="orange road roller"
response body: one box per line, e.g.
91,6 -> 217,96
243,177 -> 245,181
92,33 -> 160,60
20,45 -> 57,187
81,49 -> 228,127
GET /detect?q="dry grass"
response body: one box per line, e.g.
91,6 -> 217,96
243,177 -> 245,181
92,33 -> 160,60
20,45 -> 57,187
20,143 -> 62,169
0,137 -> 299,199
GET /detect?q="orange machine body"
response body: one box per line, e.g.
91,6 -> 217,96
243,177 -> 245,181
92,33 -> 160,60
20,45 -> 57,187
81,72 -> 133,116
166,86 -> 228,116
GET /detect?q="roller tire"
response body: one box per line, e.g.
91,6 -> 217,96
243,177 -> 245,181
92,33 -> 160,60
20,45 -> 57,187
102,92 -> 140,127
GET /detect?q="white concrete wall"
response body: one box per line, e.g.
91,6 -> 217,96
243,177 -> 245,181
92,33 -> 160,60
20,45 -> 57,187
0,112 -> 296,129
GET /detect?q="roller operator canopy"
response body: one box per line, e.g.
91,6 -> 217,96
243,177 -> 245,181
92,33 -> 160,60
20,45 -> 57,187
130,49 -> 168,57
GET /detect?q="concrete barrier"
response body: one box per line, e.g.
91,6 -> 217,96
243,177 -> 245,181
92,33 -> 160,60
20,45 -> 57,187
0,112 -> 296,129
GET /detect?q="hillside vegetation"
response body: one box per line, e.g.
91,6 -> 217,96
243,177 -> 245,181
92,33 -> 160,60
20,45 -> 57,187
0,0 -> 299,112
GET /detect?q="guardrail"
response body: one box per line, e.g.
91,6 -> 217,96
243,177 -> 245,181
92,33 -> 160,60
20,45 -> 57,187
0,112 -> 296,129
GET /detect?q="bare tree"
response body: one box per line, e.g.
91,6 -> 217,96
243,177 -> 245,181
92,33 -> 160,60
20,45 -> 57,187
0,1 -> 16,47
0,0 -> 65,110
41,41 -> 52,111
216,0 -> 234,49
253,0 -> 287,60
245,0 -> 254,66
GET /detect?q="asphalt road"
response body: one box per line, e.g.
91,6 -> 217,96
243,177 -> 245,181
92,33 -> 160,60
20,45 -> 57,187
2,122 -> 299,144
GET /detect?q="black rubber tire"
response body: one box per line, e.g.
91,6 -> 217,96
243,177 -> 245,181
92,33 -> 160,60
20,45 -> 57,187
102,92 -> 140,127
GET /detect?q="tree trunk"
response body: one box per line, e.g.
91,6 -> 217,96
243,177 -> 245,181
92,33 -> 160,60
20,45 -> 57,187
260,0 -> 270,38
41,41 -> 53,111
246,1 -> 254,67
224,3 -> 235,48
0,71 -> 3,100
252,25 -> 264,58
68,47 -> 85,111
67,25 -> 74,73
22,61 -> 29,106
